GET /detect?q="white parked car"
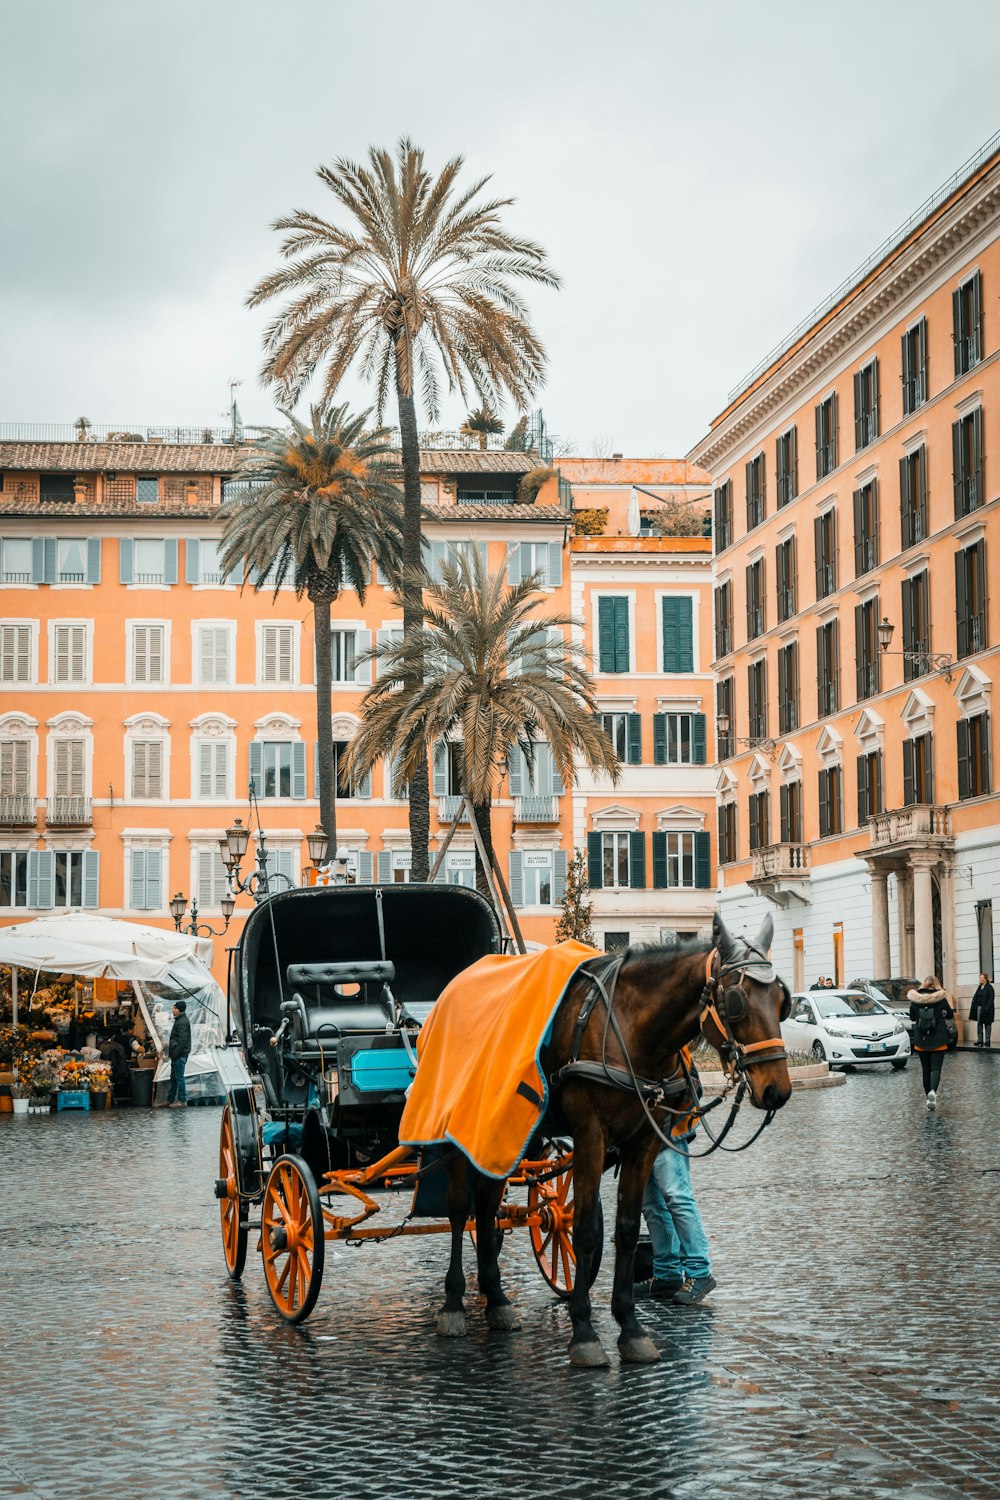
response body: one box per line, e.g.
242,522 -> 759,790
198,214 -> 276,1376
782,990 -> 911,1070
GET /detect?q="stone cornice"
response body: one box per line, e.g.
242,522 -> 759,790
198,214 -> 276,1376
692,173 -> 1000,473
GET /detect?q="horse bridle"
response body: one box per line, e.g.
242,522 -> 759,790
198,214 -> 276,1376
698,946 -> 790,1081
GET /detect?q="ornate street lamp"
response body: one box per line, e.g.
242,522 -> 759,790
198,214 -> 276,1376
306,825 -> 329,870
876,616 -> 954,682
170,889 -> 235,937
715,710 -> 777,760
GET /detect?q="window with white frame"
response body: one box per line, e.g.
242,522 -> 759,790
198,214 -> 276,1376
53,850 -> 97,908
195,846 -> 229,910
195,738 -> 231,799
602,831 -> 632,889
376,848 -> 412,882
660,832 -> 696,888
130,623 -> 166,685
0,849 -> 30,907
55,537 -> 89,584
129,847 -> 164,911
195,624 -> 233,686
0,538 -> 33,584
443,850 -> 476,888
260,624 -> 296,686
0,624 -> 32,684
331,629 -> 359,683
507,541 -> 562,588
53,737 -> 86,797
508,849 -> 568,907
131,741 -> 165,799
135,538 -> 167,584
186,538 -> 227,585
0,738 -> 31,796
249,740 -> 307,799
52,623 -> 88,685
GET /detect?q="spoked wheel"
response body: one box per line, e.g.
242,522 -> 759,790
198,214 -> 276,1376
527,1146 -> 604,1301
217,1104 -> 248,1279
261,1154 -> 325,1324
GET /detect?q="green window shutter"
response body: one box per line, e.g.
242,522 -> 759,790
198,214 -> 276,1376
86,538 -> 101,584
291,742 -> 307,799
598,597 -> 615,671
629,831 -> 646,889
779,783 -> 790,843
627,713 -> 642,764
857,754 -> 868,825
957,719 -> 971,799
509,851 -> 524,907
818,771 -> 830,838
185,539 -> 200,585
653,713 -> 667,765
652,832 -> 667,889
119,538 -> 134,585
663,595 -> 693,672
692,713 -> 706,764
248,742 -> 263,797
587,832 -> 603,891
613,597 -> 629,671
163,538 -> 179,585
552,850 -> 568,905
956,550 -> 969,658
82,850 -> 100,909
376,850 -> 392,883
902,739 -> 915,806
694,832 -> 711,890
952,419 -> 964,519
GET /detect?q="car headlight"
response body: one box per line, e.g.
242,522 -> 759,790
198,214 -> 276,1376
825,1025 -> 846,1037
893,1023 -> 905,1035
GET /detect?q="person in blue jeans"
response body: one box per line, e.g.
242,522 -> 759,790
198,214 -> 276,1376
640,1048 -> 716,1304
166,1000 -> 191,1108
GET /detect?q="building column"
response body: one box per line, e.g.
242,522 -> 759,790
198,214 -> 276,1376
870,867 -> 891,979
912,854 -> 937,981
895,869 -> 913,975
938,860 -> 958,1002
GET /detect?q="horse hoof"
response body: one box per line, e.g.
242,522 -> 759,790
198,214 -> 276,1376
569,1340 -> 611,1369
436,1310 -> 467,1338
485,1304 -> 520,1332
618,1335 -> 661,1365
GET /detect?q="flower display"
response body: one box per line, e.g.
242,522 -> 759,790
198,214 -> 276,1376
57,1056 -> 91,1092
88,1062 -> 112,1094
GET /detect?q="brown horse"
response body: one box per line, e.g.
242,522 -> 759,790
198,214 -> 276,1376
435,912 -> 792,1366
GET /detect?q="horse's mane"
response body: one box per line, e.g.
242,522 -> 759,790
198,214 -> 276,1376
619,937 -> 710,978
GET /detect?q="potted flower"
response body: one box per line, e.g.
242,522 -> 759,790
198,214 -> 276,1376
29,1061 -> 57,1113
10,1072 -> 32,1115
88,1061 -> 112,1110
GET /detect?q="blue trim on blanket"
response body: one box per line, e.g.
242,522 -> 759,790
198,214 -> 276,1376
399,956 -> 593,1180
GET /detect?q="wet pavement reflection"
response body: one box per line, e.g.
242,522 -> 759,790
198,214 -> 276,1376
2,1055 -> 999,1498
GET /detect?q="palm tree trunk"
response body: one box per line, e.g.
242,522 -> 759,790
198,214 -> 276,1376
395,360 -> 430,880
478,431 -> 487,451
312,594 -> 337,862
472,800 -> 494,901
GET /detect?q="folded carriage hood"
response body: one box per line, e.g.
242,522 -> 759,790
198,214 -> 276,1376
232,882 -> 503,1038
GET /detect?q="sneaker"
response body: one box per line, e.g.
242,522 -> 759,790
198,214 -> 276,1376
673,1275 -> 717,1304
926,1090 -> 936,1109
635,1276 -> 684,1300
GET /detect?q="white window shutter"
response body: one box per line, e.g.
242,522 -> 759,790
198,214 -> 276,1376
355,629 -> 372,685
198,742 -> 213,798
357,850 -> 373,884
376,850 -> 392,882
148,740 -> 163,797
130,849 -> 147,909
509,851 -> 524,907
145,848 -> 162,910
507,543 -> 522,586
553,850 -> 568,904
547,542 -> 563,587
28,850 -> 55,908
291,741 -> 307,799
185,539 -> 200,585
82,850 -> 100,909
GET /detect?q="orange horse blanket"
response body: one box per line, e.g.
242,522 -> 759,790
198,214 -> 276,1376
399,939 -> 601,1179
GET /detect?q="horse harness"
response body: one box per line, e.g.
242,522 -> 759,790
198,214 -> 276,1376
549,946 -> 789,1158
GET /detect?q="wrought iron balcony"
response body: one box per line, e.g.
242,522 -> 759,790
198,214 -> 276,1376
0,794 -> 36,827
46,796 -> 92,827
514,795 -> 559,824
868,805 -> 952,851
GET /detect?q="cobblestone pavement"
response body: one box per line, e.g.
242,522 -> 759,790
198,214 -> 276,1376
2,1055 -> 999,1500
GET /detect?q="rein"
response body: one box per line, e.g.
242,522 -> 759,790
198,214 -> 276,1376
551,946 -> 787,1160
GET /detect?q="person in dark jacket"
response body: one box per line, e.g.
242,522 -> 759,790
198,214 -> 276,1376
908,976 -> 955,1109
166,1000 -> 192,1108
971,974 -> 995,1048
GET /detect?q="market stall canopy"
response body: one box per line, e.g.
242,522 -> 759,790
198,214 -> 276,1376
0,913 -> 214,982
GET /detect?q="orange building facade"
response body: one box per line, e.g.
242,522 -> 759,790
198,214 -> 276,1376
0,438 -> 715,981
690,136 -> 1000,1014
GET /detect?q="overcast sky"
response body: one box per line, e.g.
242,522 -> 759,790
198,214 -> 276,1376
1,0 -> 998,457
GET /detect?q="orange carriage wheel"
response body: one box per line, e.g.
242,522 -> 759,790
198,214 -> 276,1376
527,1147 -> 604,1301
217,1104 -> 248,1280
261,1154 -> 325,1324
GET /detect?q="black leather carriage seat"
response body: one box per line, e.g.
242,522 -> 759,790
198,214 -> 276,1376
285,960 -> 396,1041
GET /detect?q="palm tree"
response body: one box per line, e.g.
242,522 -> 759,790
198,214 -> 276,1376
343,547 -> 618,899
247,138 -> 560,878
219,404 -> 403,862
460,405 -> 504,451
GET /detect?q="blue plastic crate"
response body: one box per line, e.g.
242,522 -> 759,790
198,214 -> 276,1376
56,1091 -> 90,1111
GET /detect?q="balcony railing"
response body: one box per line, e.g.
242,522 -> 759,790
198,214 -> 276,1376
437,796 -> 470,824
0,795 -> 36,827
869,805 -> 952,850
46,796 -> 92,826
752,844 -> 810,881
514,795 -> 558,824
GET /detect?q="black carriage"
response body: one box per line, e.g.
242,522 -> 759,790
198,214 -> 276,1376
215,883 -> 585,1321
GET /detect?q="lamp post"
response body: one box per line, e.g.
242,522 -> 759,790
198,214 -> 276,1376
715,710 -> 778,760
170,889 -> 235,937
876,616 -> 955,682
306,825 -> 329,873
221,812 -> 294,903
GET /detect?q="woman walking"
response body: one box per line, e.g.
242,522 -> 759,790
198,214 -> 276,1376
971,973 -> 995,1049
908,976 -> 955,1109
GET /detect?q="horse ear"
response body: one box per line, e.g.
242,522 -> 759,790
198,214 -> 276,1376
712,911 -> 739,961
755,914 -> 774,953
